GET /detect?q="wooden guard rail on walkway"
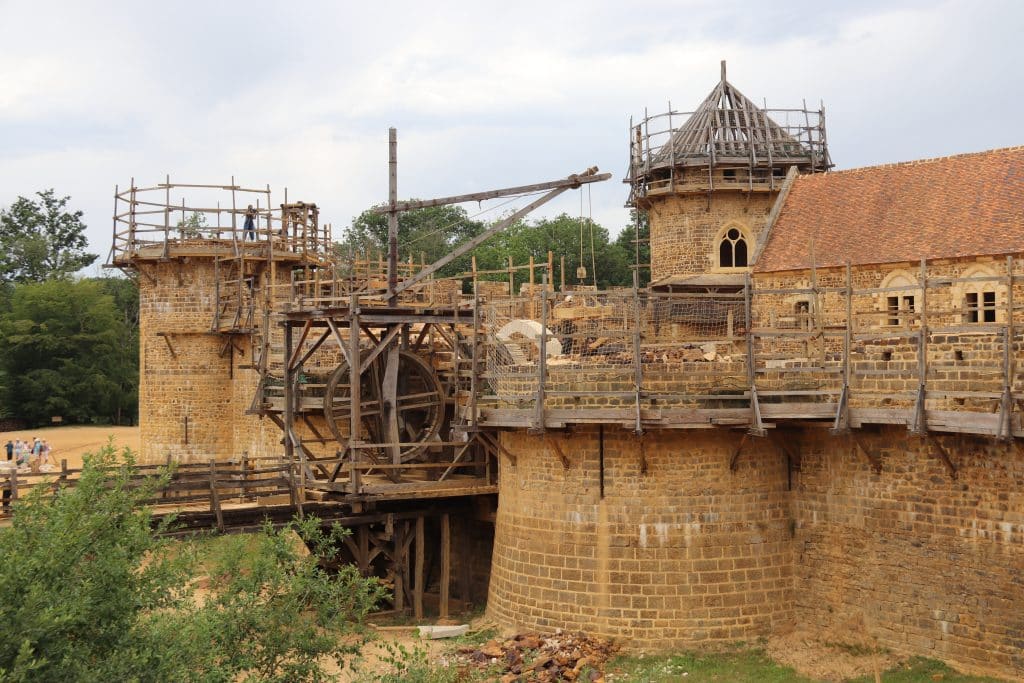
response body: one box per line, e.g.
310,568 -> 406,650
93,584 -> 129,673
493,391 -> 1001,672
0,456 -> 294,533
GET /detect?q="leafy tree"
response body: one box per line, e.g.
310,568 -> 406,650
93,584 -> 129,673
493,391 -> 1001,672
177,210 -> 208,238
338,207 -> 637,292
614,210 -> 651,287
0,278 -> 137,426
0,444 -> 387,682
336,205 -> 486,279
0,190 -> 97,283
473,213 -> 633,290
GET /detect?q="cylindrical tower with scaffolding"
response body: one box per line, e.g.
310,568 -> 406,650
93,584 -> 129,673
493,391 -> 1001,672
109,180 -> 331,463
627,61 -> 830,289
486,64 -> 833,649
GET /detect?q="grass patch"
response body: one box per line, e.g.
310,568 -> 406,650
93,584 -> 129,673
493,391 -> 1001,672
607,651 -> 1010,683
606,647 -> 816,682
847,656 -> 1008,683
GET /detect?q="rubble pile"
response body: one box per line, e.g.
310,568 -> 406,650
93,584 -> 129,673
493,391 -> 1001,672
453,631 -> 618,682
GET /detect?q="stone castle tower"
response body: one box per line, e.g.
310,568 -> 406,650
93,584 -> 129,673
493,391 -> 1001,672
485,65 -> 834,649
110,182 -> 329,463
630,62 -> 830,288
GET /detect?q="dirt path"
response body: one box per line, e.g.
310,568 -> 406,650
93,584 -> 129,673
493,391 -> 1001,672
1,425 -> 140,469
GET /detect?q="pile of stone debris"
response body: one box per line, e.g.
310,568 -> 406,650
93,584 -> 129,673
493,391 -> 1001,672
452,630 -> 618,682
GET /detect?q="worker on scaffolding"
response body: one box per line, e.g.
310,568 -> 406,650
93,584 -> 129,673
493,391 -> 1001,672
243,205 -> 257,240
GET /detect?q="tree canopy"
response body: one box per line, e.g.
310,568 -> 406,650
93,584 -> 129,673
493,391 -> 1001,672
337,204 -> 487,280
336,207 -> 641,291
0,278 -> 138,426
0,189 -> 97,283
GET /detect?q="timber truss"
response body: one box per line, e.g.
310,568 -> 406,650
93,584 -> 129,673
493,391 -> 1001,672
252,129 -> 611,501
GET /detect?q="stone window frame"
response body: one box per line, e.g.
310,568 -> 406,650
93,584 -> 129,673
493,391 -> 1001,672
954,263 -> 1004,324
876,269 -> 920,328
712,222 -> 753,272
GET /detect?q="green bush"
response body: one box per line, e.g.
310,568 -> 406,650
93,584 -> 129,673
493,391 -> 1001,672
0,444 -> 387,682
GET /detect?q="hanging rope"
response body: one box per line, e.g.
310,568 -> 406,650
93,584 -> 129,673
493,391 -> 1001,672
588,184 -> 597,288
578,189 -> 586,282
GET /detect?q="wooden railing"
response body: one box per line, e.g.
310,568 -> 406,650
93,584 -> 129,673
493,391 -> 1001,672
0,456 -> 294,532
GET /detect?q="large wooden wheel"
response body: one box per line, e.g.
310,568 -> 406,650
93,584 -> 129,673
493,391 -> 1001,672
323,350 -> 445,463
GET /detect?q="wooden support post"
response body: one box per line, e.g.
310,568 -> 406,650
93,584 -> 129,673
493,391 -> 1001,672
850,433 -> 883,473
744,272 -> 758,432
730,432 -> 749,471
283,321 -> 297,498
241,451 -> 250,501
545,435 -> 570,468
926,436 -> 958,479
632,270 -> 644,435
1001,255 -> 1015,440
209,459 -> 224,533
531,274 -> 549,433
440,512 -> 451,620
911,259 -> 928,434
414,516 -> 425,620
560,255 -> 566,292
470,289 -> 480,429
349,295 -> 362,493
508,255 -> 515,296
387,128 -> 398,305
529,255 -> 536,319
832,262 -> 853,434
393,523 -> 405,612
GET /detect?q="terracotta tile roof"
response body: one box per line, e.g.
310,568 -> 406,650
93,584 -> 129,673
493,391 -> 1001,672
754,146 -> 1024,272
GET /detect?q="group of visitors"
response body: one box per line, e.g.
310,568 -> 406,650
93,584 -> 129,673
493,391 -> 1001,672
3,437 -> 52,468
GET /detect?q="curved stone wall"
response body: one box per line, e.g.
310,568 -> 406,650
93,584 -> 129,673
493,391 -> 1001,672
487,426 -> 793,648
647,170 -> 777,282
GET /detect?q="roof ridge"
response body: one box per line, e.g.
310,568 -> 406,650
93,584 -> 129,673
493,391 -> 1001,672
799,145 -> 1024,179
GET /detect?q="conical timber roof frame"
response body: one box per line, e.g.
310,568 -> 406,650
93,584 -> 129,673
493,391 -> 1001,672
645,63 -> 832,173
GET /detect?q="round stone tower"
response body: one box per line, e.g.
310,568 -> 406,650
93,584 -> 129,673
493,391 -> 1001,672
485,64 -> 831,649
630,61 -> 830,289
110,181 -> 329,463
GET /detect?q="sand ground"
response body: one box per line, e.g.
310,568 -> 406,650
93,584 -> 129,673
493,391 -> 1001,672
1,425 -> 140,470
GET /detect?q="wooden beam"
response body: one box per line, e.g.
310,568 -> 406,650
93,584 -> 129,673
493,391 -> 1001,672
287,319 -> 313,371
370,167 -> 610,214
413,516 -> 424,620
157,332 -> 178,359
392,181 -> 605,297
545,435 -> 570,469
925,436 -> 957,479
290,328 -> 331,372
480,431 -> 515,466
729,432 -> 749,471
849,432 -> 882,473
360,324 -> 403,375
440,512 -> 451,620
393,522 -> 405,612
325,317 -> 351,367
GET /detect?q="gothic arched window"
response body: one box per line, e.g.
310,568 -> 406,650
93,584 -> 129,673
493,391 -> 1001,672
719,227 -> 748,268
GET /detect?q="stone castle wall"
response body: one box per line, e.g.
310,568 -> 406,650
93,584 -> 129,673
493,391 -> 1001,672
487,425 -> 1024,679
752,257 -> 1024,412
793,427 -> 1024,678
488,427 -> 794,648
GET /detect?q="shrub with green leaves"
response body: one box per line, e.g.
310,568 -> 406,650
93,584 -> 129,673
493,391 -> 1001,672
0,444 -> 387,682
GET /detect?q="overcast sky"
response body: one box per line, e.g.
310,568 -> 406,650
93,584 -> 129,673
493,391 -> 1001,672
1,0 -> 1021,270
